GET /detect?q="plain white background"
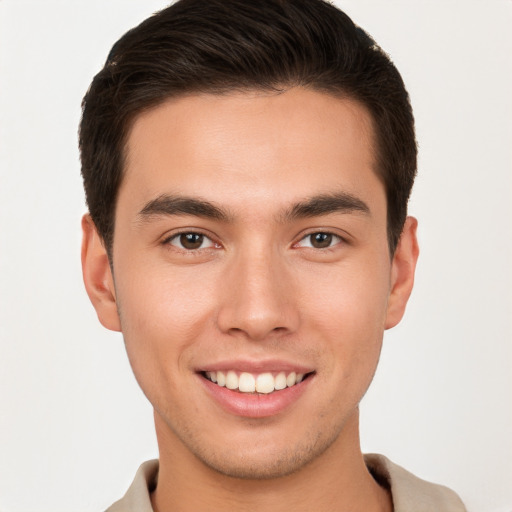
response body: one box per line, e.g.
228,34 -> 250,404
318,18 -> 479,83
0,1 -> 511,511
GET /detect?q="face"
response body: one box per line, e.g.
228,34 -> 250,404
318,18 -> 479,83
82,88 -> 417,479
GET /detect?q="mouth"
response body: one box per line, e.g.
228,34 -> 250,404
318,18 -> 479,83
201,370 -> 313,395
197,361 -> 316,417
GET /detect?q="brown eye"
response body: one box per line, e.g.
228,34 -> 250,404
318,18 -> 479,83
296,232 -> 341,249
310,232 -> 333,248
180,233 -> 204,249
167,232 -> 216,250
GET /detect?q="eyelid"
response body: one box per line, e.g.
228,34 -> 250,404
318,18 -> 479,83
293,229 -> 346,249
162,229 -> 221,250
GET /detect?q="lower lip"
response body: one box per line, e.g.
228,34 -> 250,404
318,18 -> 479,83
199,374 -> 312,418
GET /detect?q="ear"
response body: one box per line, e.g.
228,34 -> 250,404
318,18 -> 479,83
81,214 -> 121,332
385,216 -> 419,330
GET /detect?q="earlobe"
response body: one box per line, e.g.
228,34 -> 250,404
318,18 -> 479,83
385,216 -> 419,330
81,214 -> 121,332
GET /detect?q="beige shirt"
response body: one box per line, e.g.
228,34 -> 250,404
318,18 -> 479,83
106,454 -> 466,512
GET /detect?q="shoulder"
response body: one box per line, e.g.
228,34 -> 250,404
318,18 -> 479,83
104,460 -> 158,512
105,456 -> 467,512
365,453 -> 467,512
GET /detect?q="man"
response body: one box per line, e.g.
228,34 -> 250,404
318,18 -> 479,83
79,0 -> 466,510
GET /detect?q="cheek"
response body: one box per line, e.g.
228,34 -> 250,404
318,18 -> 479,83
301,257 -> 390,375
114,262 -> 218,384
305,257 -> 390,326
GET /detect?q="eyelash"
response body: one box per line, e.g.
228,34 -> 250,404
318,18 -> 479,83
294,231 -> 344,250
163,231 -> 220,252
162,230 -> 344,252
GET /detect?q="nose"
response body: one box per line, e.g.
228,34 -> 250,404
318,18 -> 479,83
216,247 -> 299,341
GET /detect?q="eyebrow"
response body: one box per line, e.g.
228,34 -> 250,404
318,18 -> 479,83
282,192 -> 370,220
137,191 -> 370,224
137,194 -> 231,222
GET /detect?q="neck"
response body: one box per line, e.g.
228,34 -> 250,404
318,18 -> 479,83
151,410 -> 392,512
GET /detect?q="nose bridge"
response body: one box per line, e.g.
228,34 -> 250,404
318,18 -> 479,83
217,242 -> 297,340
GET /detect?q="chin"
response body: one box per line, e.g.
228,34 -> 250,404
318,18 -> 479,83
201,450 -> 311,480
188,426 -> 339,480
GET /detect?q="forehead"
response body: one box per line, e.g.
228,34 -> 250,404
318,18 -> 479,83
121,88 -> 381,214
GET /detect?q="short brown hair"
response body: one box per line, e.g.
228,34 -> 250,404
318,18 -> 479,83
79,0 -> 416,256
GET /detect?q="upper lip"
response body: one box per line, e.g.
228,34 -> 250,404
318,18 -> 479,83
197,358 -> 314,374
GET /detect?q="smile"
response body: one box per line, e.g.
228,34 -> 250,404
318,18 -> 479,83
203,370 -> 307,394
199,365 -> 315,417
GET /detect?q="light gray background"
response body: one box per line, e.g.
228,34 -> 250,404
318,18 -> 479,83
0,1 -> 511,511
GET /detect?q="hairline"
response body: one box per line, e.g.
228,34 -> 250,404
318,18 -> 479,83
106,85 -> 390,258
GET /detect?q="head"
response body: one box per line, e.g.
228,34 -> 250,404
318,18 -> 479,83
80,0 -> 419,483
79,0 -> 416,259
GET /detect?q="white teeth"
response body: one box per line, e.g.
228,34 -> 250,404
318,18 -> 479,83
256,373 -> 274,394
216,371 -> 226,387
274,372 -> 287,390
238,372 -> 255,392
205,370 -> 308,393
286,372 -> 296,387
225,370 -> 238,390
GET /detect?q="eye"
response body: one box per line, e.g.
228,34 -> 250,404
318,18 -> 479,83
296,232 -> 342,249
167,232 -> 217,250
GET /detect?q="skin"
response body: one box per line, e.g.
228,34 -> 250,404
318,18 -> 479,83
82,88 -> 418,512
